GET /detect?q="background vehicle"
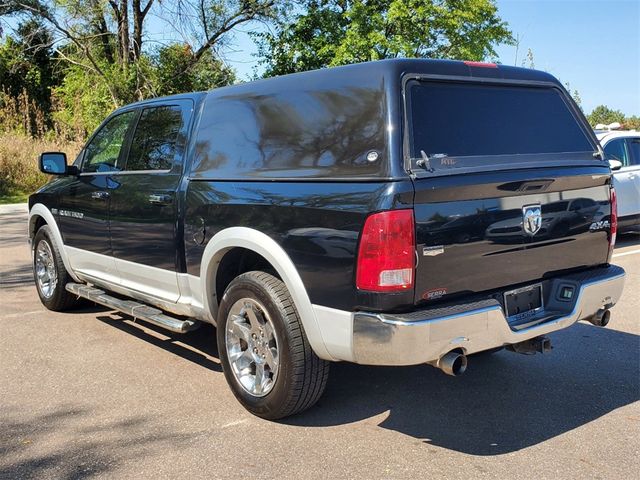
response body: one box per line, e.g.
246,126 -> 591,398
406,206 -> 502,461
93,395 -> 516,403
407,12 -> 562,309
29,60 -> 625,419
597,130 -> 640,232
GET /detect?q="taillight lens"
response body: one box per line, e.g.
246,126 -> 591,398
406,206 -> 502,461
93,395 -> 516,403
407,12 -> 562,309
609,187 -> 618,258
356,209 -> 415,292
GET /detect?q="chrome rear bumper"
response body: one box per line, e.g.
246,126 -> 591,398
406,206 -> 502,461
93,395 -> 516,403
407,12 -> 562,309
352,265 -> 625,366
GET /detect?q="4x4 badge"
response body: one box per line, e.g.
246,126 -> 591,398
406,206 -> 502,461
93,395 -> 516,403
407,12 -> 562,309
522,204 -> 542,236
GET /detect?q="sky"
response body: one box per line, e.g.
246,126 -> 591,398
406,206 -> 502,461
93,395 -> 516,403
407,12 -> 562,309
218,0 -> 640,116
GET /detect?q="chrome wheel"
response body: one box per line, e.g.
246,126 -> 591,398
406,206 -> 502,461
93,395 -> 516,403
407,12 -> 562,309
35,240 -> 57,299
225,298 -> 279,397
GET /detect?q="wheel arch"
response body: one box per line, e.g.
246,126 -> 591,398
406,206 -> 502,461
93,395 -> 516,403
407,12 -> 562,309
199,227 -> 333,361
29,203 -> 81,282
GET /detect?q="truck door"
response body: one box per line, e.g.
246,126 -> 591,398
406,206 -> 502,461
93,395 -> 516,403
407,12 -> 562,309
57,110 -> 137,284
108,100 -> 193,302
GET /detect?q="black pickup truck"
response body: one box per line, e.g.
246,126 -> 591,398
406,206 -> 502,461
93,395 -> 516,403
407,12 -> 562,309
29,59 -> 626,419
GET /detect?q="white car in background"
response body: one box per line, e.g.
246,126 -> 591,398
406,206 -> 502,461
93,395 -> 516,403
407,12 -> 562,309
596,129 -> 640,232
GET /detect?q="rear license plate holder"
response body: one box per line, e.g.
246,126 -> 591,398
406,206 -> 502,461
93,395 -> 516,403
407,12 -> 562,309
504,284 -> 543,322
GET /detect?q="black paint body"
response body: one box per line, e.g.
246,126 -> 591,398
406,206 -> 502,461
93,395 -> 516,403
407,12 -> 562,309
30,59 -> 613,314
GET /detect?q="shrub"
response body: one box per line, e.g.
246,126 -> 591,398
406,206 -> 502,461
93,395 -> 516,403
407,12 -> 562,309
0,132 -> 82,198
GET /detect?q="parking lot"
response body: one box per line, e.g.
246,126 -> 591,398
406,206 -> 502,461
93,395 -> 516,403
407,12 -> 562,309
1,202 -> 638,479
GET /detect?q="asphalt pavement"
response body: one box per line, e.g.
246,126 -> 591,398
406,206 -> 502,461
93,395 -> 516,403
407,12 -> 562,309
1,203 -> 638,479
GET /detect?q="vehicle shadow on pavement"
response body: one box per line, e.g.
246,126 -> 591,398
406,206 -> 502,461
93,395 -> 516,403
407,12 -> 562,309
89,310 -> 638,456
0,405 -> 196,479
0,264 -> 33,288
95,314 -> 222,373
287,323 -> 640,456
617,232 -> 640,248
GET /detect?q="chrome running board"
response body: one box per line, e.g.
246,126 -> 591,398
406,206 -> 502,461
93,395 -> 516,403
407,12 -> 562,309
66,283 -> 198,333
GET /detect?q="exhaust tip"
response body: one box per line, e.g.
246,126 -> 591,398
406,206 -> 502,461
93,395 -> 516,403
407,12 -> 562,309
439,351 -> 467,376
591,308 -> 611,327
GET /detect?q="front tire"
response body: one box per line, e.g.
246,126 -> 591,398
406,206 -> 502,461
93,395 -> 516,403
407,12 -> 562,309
33,225 -> 78,311
217,271 -> 329,420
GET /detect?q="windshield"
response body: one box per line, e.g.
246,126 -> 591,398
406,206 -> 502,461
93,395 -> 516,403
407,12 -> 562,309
407,81 -> 594,163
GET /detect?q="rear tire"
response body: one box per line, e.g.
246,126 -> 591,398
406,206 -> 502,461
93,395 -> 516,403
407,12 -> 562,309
33,225 -> 78,311
217,271 -> 330,420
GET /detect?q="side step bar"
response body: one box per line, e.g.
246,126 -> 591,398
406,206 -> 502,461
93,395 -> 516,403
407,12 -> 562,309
66,283 -> 198,334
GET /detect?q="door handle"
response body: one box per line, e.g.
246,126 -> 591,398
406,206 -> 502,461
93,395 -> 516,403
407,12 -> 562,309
148,193 -> 173,206
91,191 -> 110,201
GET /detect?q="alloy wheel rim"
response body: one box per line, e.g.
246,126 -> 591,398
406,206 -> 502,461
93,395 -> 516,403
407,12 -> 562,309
225,297 -> 279,397
35,240 -> 57,299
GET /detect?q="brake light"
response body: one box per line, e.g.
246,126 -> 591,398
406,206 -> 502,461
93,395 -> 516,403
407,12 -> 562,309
463,61 -> 498,68
356,210 -> 415,292
609,187 -> 617,258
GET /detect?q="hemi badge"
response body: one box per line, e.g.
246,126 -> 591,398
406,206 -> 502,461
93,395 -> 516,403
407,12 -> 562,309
423,246 -> 444,256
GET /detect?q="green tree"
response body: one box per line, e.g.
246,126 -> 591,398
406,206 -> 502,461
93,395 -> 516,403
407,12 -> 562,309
588,105 -> 626,127
0,19 -> 58,135
1,0 -> 276,107
51,65 -> 115,137
256,0 -> 514,77
625,116 -> 640,130
152,44 -> 236,97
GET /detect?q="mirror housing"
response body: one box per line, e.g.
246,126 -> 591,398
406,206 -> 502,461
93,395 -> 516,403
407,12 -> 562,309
608,159 -> 623,171
39,152 -> 77,175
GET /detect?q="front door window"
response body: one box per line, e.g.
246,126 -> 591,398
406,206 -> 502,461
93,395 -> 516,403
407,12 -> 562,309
603,138 -> 629,166
82,111 -> 136,173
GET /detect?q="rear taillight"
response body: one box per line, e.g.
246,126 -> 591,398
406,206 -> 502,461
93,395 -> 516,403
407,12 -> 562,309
609,187 -> 618,259
356,209 -> 415,292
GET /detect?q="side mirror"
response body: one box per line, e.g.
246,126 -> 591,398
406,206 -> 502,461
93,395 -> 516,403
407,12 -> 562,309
608,159 -> 623,171
39,152 -> 71,175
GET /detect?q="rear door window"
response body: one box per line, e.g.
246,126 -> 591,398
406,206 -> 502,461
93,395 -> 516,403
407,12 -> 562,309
125,105 -> 186,172
624,137 -> 640,166
406,81 -> 594,173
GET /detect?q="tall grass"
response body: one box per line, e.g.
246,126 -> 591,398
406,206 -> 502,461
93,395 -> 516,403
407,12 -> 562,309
0,132 -> 82,201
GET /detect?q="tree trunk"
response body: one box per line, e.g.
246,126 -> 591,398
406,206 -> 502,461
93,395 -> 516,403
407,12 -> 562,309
118,1 -> 130,67
95,13 -> 114,64
132,1 -> 154,59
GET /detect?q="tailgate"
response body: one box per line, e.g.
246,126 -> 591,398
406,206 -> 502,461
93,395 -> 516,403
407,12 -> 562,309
404,76 -> 612,306
413,167 -> 612,304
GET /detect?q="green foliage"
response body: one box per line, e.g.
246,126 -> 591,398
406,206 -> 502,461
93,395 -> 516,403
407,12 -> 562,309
51,65 -> 115,138
625,116 -> 640,130
0,19 -> 57,135
152,44 -> 236,97
0,0 -> 271,142
256,0 -> 514,76
588,105 -> 626,127
587,105 -> 640,130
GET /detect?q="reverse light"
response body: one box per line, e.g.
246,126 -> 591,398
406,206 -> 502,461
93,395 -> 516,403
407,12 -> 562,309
356,209 -> 415,292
